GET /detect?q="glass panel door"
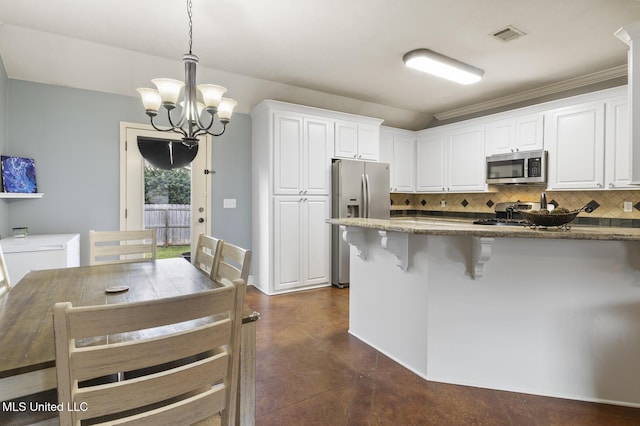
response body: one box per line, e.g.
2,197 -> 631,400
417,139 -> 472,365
120,122 -> 211,260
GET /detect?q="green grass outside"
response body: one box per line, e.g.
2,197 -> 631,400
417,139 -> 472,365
156,245 -> 191,259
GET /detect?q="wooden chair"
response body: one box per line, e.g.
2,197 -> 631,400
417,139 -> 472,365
193,234 -> 223,277
54,279 -> 247,426
214,241 -> 252,286
0,244 -> 10,294
89,229 -> 157,265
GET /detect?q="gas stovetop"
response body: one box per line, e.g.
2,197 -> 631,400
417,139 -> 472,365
472,218 -> 528,226
473,201 -> 541,226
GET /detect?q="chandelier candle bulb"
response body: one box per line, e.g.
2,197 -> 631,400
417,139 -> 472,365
136,88 -> 162,115
217,98 -> 238,121
198,84 -> 227,109
151,78 -> 184,107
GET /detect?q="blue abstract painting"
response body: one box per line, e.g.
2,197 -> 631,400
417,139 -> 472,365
1,156 -> 37,193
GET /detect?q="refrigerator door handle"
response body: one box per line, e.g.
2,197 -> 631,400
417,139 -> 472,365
361,173 -> 368,218
365,174 -> 371,218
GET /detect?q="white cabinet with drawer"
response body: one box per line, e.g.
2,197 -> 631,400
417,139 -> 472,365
0,233 -> 80,283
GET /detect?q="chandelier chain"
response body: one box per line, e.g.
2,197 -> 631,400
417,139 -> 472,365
187,0 -> 193,54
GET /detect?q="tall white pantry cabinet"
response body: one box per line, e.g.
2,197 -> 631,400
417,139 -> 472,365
251,100 -> 382,294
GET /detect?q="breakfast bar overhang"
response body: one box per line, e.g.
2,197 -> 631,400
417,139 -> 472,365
329,217 -> 640,408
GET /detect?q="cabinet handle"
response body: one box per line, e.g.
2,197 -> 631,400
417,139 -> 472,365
609,183 -> 614,188
353,154 -> 357,158
597,183 -> 603,188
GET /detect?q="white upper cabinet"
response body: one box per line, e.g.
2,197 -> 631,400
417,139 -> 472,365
485,113 -> 544,156
334,121 -> 380,161
416,133 -> 446,192
446,125 -> 486,192
605,95 -> 632,189
415,125 -> 486,193
545,101 -> 605,190
391,135 -> 416,192
273,112 -> 332,195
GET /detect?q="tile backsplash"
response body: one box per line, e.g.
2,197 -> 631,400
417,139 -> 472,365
391,187 -> 640,220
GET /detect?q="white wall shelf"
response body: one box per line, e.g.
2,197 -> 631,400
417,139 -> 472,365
0,193 -> 44,199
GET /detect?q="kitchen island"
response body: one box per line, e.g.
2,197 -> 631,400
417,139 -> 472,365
329,217 -> 640,407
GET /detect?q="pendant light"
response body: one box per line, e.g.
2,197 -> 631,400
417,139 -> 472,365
137,0 -> 237,150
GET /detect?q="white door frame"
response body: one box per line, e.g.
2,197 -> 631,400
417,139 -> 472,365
119,122 -> 212,257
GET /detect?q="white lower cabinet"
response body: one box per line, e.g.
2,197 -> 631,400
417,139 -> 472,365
273,196 -> 330,293
0,234 -> 80,283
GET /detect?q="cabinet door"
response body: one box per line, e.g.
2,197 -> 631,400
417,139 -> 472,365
485,119 -> 515,155
546,102 -> 605,190
515,113 -> 544,151
391,136 -> 416,192
303,197 -> 331,286
605,96 -> 631,189
274,197 -> 303,292
379,129 -> 394,190
357,124 -> 380,161
447,126 -> 486,192
273,113 -> 303,194
304,118 -> 332,195
334,121 -> 358,159
416,134 -> 446,192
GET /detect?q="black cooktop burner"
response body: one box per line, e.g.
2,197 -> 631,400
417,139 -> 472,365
472,218 -> 528,227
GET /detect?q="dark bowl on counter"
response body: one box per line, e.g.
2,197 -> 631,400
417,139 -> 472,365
517,209 -> 583,227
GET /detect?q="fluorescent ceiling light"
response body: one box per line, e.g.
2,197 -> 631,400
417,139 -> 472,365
403,49 -> 484,85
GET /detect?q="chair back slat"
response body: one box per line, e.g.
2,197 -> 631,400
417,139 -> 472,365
193,234 -> 223,277
89,229 -> 157,265
214,241 -> 252,286
71,320 -> 231,381
73,354 -> 229,421
67,286 -> 234,338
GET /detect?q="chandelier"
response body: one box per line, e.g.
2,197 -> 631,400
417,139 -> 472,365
136,0 -> 237,148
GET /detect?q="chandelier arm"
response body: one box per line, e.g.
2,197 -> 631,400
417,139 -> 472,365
166,108 -> 187,136
197,112 -> 217,132
194,121 -> 228,138
149,115 -> 187,138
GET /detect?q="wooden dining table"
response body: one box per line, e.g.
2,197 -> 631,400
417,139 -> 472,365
0,257 -> 259,425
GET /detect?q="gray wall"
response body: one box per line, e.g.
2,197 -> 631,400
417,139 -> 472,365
4,79 -> 251,265
211,112 -> 252,249
0,56 -> 8,235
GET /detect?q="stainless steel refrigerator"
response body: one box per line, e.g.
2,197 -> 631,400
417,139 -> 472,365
332,159 -> 390,287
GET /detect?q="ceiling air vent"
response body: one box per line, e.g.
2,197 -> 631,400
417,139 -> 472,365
490,25 -> 526,42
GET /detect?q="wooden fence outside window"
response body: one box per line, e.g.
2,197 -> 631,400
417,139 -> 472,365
144,204 -> 190,247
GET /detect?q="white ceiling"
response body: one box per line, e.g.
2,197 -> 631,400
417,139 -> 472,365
0,0 -> 639,129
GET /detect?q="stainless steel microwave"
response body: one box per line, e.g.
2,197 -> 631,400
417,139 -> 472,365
486,150 -> 547,185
